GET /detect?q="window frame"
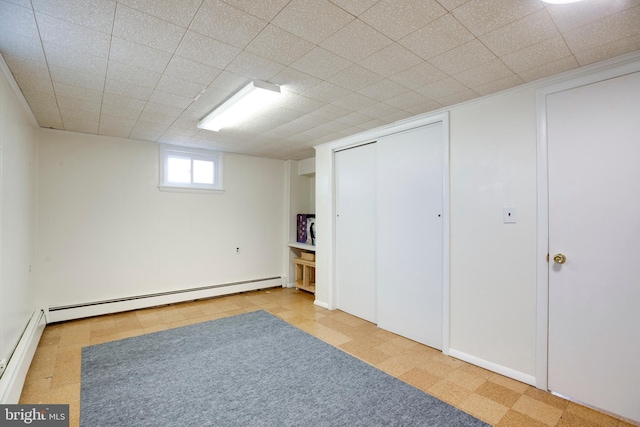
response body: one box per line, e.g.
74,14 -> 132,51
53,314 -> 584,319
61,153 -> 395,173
159,145 -> 224,193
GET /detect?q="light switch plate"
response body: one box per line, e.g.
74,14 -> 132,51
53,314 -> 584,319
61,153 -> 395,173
503,205 -> 516,223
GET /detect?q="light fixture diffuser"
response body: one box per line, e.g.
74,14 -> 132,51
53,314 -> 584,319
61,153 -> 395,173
197,80 -> 281,132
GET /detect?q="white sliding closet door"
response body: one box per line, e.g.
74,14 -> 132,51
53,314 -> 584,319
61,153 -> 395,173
376,124 -> 444,348
335,143 -> 376,323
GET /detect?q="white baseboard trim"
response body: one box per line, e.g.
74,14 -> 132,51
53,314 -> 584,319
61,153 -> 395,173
0,309 -> 46,404
448,348 -> 536,387
47,278 -> 282,323
313,300 -> 329,309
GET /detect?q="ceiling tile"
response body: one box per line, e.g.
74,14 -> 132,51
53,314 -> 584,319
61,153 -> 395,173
225,51 -> 287,81
327,64 -> 384,91
0,34 -> 46,63
480,9 -> 559,57
290,47 -> 352,80
303,81 -> 352,103
416,77 -> 468,99
99,118 -> 136,139
501,34 -> 571,73
163,56 -> 222,87
436,89 -> 478,106
53,81 -> 103,103
310,104 -> 353,120
328,0 -> 378,16
359,101 -> 406,120
0,1 -> 40,39
384,91 -> 432,110
57,96 -> 101,114
130,128 -> 164,141
518,55 -> 579,83
473,74 -> 524,96
334,111 -> 373,126
574,33 -> 640,66
208,70 -> 248,92
359,0 -> 447,41
272,0 -> 354,44
452,0 -> 544,36
1,0 -> 32,8
36,114 -> 64,129
400,13 -> 475,60
563,6 -> 640,54
13,73 -> 54,95
113,4 -> 186,53
358,78 -> 408,101
31,0 -> 115,33
321,19 -> 393,62
245,25 -> 315,66
436,0 -> 471,12
36,12 -> 111,58
49,65 -> 106,91
22,89 -> 59,115
223,0 -> 290,21
137,111 -> 177,127
544,0 -> 640,32
62,116 -> 99,134
156,75 -> 205,99
188,87 -> 233,116
279,91 -> 325,114
45,48 -> 107,75
104,78 -> 154,101
106,61 -> 162,88
109,37 -> 172,73
190,0 -> 267,49
174,30 -> 241,69
59,105 -> 100,122
390,61 -> 448,89
429,39 -> 497,75
404,100 -> 443,116
117,0 -> 201,27
102,92 -> 147,111
100,103 -> 143,120
453,59 -> 514,88
148,90 -> 194,109
331,92 -> 377,111
358,43 -> 423,77
271,68 -> 322,94
2,55 -> 49,80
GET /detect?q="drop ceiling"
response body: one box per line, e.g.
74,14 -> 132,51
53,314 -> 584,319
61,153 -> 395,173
1,0 -> 638,160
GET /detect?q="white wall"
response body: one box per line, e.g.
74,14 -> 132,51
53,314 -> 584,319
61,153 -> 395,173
36,130 -> 285,309
449,88 -> 537,378
0,60 -> 38,366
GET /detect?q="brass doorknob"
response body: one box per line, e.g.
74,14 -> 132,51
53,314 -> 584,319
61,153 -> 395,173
553,253 -> 567,264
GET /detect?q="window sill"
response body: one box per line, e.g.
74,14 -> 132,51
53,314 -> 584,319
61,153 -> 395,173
158,185 -> 225,194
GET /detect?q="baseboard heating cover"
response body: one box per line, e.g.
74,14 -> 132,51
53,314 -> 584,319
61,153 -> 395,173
0,309 -> 46,404
47,277 -> 283,323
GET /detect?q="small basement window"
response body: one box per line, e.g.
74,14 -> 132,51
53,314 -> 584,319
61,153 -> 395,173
159,146 -> 224,192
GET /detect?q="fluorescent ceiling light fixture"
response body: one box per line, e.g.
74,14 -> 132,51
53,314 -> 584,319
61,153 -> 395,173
198,80 -> 281,132
542,0 -> 584,3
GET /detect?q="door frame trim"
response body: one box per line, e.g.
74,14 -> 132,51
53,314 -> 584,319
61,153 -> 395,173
535,58 -> 640,390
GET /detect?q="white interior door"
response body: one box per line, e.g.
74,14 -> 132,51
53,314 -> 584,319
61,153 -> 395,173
377,124 -> 444,348
335,143 -> 376,323
547,71 -> 640,422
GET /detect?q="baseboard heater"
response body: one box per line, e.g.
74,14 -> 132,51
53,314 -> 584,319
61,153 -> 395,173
0,309 -> 46,404
47,277 -> 283,323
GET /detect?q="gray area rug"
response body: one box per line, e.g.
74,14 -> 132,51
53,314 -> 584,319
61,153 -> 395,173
81,310 -> 488,427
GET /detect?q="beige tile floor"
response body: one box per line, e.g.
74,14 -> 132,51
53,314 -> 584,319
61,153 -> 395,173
19,287 -> 637,427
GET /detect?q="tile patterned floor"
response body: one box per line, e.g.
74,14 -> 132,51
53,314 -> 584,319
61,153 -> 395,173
19,287 -> 637,427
